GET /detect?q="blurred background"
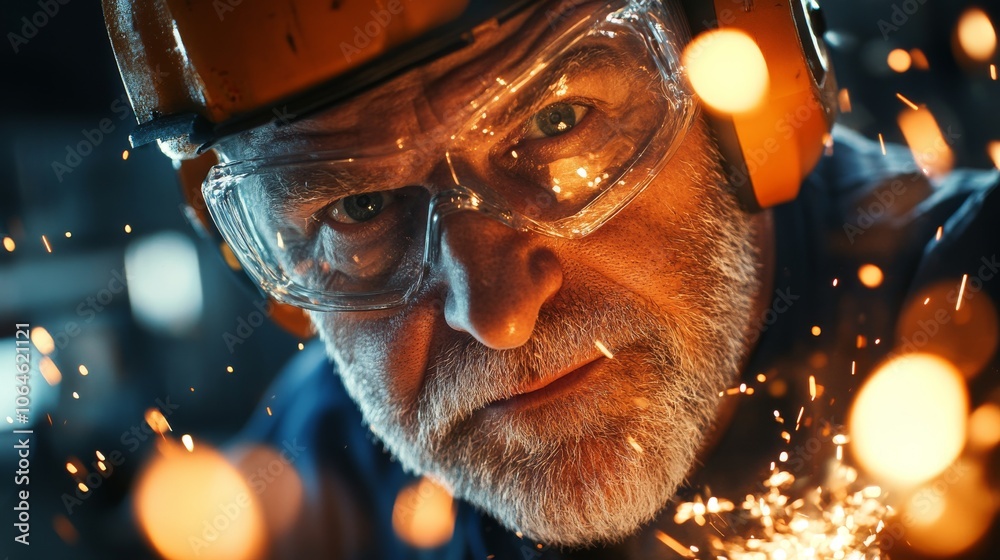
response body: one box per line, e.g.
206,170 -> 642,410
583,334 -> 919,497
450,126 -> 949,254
0,0 -> 998,559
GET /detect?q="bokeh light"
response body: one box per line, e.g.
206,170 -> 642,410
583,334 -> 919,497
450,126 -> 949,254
901,460 -> 998,556
30,326 -> 55,355
968,403 -> 1000,451
988,140 -> 1000,169
895,282 -> 999,379
392,477 -> 457,548
230,445 -> 305,540
858,264 -> 884,288
134,442 -> 266,560
887,48 -> 912,72
898,106 -> 955,178
683,29 -> 770,114
849,353 -> 968,486
956,7 -> 998,62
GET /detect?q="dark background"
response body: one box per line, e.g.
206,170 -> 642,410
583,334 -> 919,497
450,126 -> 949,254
0,0 -> 998,558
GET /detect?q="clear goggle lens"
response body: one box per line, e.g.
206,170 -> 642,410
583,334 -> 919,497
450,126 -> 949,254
203,0 -> 696,311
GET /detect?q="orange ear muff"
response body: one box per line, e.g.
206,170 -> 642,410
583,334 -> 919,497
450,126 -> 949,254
681,0 -> 838,211
176,152 -> 316,340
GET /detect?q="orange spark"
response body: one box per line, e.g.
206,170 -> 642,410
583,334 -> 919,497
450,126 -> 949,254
896,93 -> 919,110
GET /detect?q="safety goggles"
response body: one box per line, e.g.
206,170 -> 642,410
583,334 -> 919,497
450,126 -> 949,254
202,0 -> 697,311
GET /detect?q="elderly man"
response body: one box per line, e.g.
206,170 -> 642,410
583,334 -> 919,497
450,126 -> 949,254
103,0 -> 999,557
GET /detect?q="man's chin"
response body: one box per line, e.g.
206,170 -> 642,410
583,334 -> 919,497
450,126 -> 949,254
436,413 -> 700,548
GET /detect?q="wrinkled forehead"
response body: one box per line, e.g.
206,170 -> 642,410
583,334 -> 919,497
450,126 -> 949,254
220,0 -> 612,160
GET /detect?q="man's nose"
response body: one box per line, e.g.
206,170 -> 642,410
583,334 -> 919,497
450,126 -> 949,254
436,212 -> 563,350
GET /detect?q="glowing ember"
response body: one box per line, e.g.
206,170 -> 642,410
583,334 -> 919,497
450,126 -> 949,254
64,231 -> 72,238
30,326 -> 55,355
181,434 -> 195,452
144,408 -> 172,435
988,141 -> 1000,170
66,462 -> 78,474
896,93 -> 919,111
956,7 -> 997,62
849,354 -> 967,486
594,339 -> 615,359
909,48 -> 930,70
956,274 -> 968,311
878,133 -> 887,156
72,391 -> 79,399
124,224 -> 132,234
898,106 -> 954,177
297,342 -> 305,350
392,477 -> 456,548
2,236 -> 14,252
656,530 -> 697,558
838,89 -> 852,113
683,29 -> 770,114
682,465 -> 892,559
39,356 -> 62,386
811,326 -> 821,337
135,442 -> 266,560
122,149 -> 129,160
226,365 -> 234,373
887,49 -> 911,72
41,234 -> 52,253
858,265 -> 884,288
991,64 -> 998,80
968,403 -> 1000,451
78,365 -> 88,376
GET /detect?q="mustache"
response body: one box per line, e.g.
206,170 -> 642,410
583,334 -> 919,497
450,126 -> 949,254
414,286 -> 675,438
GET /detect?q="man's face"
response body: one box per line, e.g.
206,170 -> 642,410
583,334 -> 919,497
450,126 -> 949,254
220,2 -> 772,547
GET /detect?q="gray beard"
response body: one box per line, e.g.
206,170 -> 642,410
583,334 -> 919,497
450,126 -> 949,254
320,162 -> 760,547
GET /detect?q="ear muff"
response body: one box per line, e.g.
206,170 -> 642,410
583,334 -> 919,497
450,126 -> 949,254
680,0 -> 838,211
176,153 -> 316,339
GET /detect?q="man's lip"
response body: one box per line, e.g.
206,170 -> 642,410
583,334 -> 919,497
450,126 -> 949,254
483,356 -> 603,413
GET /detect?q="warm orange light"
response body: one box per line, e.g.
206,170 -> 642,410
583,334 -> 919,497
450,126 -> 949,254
683,29 -> 769,114
968,403 -> 1000,451
898,106 -> 954,178
988,141 -> 1000,170
909,48 -> 930,70
39,356 -> 62,386
849,354 -> 968,486
957,7 -> 997,62
838,89 -> 852,113
858,264 -> 884,288
231,445 -> 305,539
144,408 -> 172,435
887,48 -> 912,72
902,460 -> 997,556
392,477 -> 456,548
134,442 -> 266,560
30,326 -> 55,355
2,236 -> 14,252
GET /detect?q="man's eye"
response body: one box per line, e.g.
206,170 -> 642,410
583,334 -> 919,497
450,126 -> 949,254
327,192 -> 393,224
526,102 -> 589,139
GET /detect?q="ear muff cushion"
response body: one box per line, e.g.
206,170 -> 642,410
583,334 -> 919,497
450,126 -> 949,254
679,0 -> 838,210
